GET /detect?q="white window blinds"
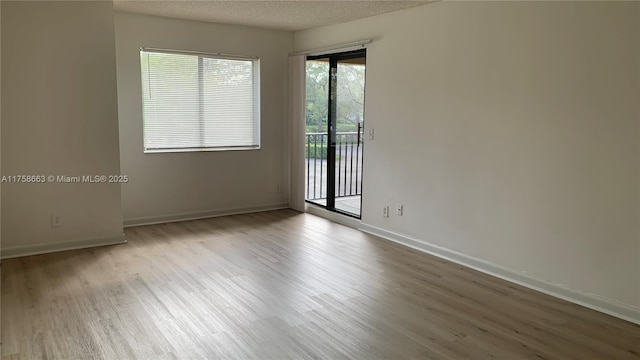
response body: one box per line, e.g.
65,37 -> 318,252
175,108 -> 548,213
140,49 -> 260,152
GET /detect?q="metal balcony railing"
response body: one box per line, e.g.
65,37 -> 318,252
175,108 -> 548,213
305,130 -> 363,201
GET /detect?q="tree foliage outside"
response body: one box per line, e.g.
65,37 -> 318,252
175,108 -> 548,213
305,60 -> 365,134
305,61 -> 329,133
336,62 -> 365,132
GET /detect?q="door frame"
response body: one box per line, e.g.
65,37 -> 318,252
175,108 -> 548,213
306,49 -> 366,219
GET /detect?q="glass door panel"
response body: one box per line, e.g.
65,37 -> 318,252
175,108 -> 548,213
334,57 -> 365,216
305,50 -> 366,218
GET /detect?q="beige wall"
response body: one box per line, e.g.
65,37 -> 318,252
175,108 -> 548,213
0,0 -> 2,256
1,0 -> 637,322
1,1 -> 124,255
115,13 -> 292,224
295,2 -> 640,310
637,2 -> 640,314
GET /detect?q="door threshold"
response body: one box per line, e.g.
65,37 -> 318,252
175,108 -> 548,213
305,202 -> 362,229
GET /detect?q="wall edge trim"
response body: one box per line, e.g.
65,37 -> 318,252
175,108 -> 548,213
359,223 -> 640,325
123,202 -> 290,228
1,234 -> 127,259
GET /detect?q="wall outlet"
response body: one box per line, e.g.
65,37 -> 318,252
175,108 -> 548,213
383,205 -> 389,218
275,185 -> 281,193
396,204 -> 404,216
51,214 -> 62,227
369,128 -> 375,140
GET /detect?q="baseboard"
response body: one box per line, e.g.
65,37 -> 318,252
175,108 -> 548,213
1,234 -> 127,259
359,223 -> 640,326
124,202 -> 290,228
305,202 -> 362,229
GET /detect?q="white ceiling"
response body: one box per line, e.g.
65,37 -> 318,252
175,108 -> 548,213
113,1 -> 432,32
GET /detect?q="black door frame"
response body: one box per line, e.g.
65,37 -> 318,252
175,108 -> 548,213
307,49 -> 366,218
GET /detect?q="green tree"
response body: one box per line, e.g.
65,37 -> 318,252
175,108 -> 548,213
305,60 -> 365,133
306,61 -> 329,133
336,63 -> 365,132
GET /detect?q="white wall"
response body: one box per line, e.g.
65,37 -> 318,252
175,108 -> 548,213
115,13 -> 292,225
1,1 -> 124,256
295,1 -> 640,314
1,0 -> 3,344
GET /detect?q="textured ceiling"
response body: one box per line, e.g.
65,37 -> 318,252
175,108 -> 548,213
113,1 -> 431,32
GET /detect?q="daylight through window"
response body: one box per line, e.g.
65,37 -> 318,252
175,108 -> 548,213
140,49 -> 260,152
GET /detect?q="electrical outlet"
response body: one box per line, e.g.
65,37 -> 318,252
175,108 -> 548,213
383,205 -> 389,218
369,128 -> 375,140
275,185 -> 281,193
51,214 -> 62,227
396,204 -> 404,216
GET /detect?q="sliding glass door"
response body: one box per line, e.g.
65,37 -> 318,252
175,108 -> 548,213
305,50 -> 366,218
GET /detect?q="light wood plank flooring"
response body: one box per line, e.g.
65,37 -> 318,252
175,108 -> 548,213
2,209 -> 639,359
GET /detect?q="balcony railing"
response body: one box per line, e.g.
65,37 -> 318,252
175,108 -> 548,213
305,131 -> 363,201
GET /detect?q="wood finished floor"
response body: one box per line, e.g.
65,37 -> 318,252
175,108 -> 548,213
2,209 -> 639,359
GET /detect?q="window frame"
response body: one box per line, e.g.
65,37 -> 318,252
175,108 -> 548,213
140,47 -> 261,154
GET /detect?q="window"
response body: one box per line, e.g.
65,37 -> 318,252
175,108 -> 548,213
140,48 -> 260,152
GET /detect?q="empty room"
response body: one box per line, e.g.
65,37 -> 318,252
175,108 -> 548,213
1,0 -> 639,359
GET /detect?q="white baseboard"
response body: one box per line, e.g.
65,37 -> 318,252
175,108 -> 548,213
124,202 -> 290,228
359,223 -> 640,326
1,234 -> 127,259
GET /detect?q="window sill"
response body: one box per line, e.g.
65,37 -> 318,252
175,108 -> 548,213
144,146 -> 260,154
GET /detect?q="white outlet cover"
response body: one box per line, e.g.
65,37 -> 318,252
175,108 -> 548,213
51,214 -> 62,227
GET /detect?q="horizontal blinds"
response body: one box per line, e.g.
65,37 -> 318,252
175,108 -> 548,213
140,50 -> 260,152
